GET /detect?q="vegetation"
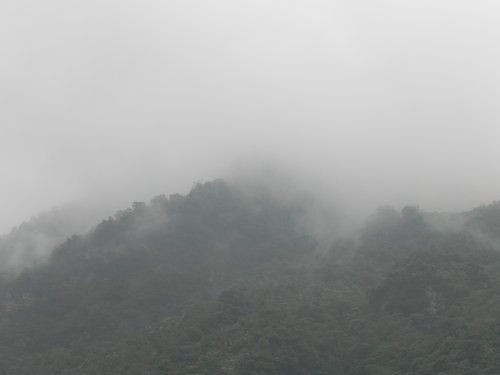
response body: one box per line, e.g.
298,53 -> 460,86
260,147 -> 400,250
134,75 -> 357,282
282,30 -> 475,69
0,204 -> 105,273
1,179 -> 500,374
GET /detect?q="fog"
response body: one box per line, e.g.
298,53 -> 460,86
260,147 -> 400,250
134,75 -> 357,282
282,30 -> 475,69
2,0 -> 500,233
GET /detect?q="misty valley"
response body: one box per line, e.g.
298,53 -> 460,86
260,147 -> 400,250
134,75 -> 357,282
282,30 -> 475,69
0,179 -> 499,374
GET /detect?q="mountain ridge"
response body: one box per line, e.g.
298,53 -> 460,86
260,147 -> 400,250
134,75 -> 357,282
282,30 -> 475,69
1,179 -> 500,374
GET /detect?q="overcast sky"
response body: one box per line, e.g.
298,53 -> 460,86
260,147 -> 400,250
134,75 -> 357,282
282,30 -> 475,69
1,0 -> 500,233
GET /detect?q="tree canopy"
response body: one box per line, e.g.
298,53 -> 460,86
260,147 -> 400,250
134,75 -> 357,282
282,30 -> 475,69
1,180 -> 500,374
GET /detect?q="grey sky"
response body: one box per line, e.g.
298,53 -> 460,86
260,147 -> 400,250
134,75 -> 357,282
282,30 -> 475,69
1,0 -> 500,233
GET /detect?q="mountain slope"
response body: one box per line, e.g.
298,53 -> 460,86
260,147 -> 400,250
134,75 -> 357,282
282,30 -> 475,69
0,203 -> 112,274
1,180 -> 500,374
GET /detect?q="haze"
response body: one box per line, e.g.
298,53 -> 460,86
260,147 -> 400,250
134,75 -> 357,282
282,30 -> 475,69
2,0 -> 500,233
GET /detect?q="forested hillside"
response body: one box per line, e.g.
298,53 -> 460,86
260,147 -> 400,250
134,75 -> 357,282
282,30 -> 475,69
0,203 -> 111,274
1,180 -> 500,374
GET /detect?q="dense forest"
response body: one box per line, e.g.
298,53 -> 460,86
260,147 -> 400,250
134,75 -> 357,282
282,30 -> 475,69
0,203 -> 109,274
1,179 -> 500,374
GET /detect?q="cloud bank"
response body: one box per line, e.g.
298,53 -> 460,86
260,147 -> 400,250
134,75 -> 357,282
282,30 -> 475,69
1,0 -> 500,232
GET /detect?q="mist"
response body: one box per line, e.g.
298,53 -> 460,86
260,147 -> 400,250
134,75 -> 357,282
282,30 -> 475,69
0,202 -> 111,273
2,0 -> 500,234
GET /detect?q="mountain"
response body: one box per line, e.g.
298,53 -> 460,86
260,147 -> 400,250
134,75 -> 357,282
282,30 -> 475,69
0,203 -> 110,275
0,180 -> 499,374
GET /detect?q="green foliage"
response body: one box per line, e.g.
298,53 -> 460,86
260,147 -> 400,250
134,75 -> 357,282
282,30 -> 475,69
0,181 -> 500,374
